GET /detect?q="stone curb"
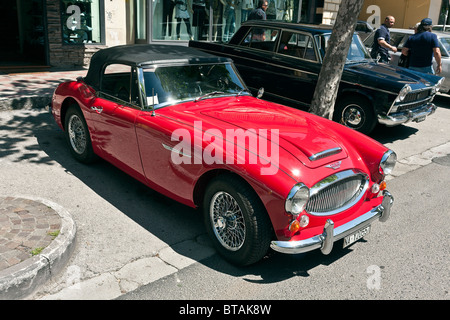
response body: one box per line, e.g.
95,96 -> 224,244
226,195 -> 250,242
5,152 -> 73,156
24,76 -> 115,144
0,196 -> 76,300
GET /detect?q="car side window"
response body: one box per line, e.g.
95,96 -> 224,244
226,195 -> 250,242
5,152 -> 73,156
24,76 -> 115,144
390,33 -> 408,49
277,31 -> 317,61
238,27 -> 279,52
100,64 -> 136,105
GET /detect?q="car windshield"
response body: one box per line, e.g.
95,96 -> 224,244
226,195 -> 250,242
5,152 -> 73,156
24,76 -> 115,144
316,33 -> 372,63
142,63 -> 248,108
440,37 -> 450,55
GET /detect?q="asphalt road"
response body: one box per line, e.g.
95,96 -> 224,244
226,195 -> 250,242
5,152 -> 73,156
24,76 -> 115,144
0,93 -> 449,301
118,161 -> 450,300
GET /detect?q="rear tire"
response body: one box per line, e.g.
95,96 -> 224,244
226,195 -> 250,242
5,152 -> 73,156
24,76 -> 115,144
64,105 -> 97,163
203,174 -> 272,266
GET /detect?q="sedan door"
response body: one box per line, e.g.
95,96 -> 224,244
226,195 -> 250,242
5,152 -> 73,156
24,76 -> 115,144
223,26 -> 282,96
269,30 -> 321,109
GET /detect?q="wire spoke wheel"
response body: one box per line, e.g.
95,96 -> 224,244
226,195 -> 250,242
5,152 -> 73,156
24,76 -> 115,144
203,175 -> 272,266
64,105 -> 97,163
210,191 -> 246,251
68,114 -> 87,155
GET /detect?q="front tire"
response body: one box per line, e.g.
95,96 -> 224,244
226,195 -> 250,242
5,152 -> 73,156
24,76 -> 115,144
203,174 -> 272,266
64,105 -> 97,163
333,96 -> 376,135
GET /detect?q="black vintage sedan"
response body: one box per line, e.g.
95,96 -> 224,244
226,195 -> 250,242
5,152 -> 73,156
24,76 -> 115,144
190,21 -> 444,134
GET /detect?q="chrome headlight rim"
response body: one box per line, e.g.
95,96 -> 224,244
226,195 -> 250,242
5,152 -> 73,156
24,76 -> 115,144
395,84 -> 411,103
434,77 -> 444,93
379,150 -> 397,176
285,183 -> 310,215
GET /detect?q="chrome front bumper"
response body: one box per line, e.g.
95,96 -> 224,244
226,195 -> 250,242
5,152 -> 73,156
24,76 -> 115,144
270,191 -> 394,255
378,103 -> 437,127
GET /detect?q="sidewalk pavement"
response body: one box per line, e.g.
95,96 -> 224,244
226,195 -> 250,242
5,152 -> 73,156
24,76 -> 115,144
0,69 -> 84,299
0,68 -> 88,111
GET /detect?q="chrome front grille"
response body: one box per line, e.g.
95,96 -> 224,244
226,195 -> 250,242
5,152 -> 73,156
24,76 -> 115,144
395,88 -> 433,112
403,89 -> 431,103
306,170 -> 368,216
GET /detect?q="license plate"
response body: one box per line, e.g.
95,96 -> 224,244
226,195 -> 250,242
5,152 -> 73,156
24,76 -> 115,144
343,225 -> 371,248
414,115 -> 426,123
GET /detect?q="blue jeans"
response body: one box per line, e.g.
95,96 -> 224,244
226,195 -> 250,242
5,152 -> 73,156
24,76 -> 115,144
409,65 -> 434,75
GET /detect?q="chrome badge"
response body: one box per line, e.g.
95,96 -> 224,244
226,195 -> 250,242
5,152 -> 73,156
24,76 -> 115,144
325,161 -> 342,170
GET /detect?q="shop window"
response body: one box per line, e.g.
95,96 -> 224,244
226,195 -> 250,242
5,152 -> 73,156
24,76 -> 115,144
61,0 -> 102,44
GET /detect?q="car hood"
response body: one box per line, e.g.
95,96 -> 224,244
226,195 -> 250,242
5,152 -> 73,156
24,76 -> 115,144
345,61 -> 438,89
163,96 -> 348,169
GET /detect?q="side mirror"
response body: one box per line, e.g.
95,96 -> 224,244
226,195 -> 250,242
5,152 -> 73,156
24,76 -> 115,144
257,87 -> 264,99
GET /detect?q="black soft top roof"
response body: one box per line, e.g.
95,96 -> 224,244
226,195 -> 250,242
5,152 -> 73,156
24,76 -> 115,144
84,44 -> 231,88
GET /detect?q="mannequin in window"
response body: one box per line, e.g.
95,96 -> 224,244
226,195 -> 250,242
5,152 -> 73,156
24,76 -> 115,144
212,0 -> 224,41
266,0 -> 276,20
175,0 -> 193,40
240,0 -> 253,23
192,0 -> 208,40
162,0 -> 176,38
224,0 -> 236,41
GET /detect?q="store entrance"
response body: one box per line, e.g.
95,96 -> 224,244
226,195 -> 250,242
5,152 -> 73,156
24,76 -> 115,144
0,0 -> 48,73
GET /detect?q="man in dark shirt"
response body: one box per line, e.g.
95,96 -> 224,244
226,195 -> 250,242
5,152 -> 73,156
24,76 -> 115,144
401,18 -> 442,75
247,0 -> 267,41
371,16 -> 397,63
248,0 -> 268,20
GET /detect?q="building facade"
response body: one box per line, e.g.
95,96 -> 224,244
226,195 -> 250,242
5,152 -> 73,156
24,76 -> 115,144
0,0 -> 448,70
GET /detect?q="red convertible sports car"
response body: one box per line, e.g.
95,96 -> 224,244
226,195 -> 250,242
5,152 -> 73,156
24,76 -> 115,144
51,44 -> 396,266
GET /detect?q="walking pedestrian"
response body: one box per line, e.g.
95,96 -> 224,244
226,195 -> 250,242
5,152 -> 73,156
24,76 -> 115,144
401,18 -> 442,75
248,0 -> 268,21
370,15 -> 397,63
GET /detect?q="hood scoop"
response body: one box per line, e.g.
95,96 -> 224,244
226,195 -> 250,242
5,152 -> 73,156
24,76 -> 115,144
308,147 -> 342,161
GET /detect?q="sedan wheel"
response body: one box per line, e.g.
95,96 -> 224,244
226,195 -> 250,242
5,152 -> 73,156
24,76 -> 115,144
203,174 -> 272,266
64,105 -> 97,163
334,96 -> 376,134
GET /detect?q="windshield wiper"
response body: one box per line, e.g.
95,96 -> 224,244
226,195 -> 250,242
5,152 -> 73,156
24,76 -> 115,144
236,88 -> 251,97
194,91 -> 225,102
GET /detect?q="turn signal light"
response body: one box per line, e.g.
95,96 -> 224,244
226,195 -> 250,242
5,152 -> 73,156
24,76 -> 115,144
289,220 -> 300,234
379,180 -> 387,191
288,214 -> 309,234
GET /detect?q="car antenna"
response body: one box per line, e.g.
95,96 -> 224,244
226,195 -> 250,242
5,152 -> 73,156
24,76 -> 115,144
151,88 -> 156,116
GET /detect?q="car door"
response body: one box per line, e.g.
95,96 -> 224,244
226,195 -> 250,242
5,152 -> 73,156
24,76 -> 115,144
89,63 -> 145,180
269,30 -> 320,109
224,26 -> 281,96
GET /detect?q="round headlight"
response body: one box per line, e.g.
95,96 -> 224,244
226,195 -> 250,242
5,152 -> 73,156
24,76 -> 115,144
435,77 -> 444,92
285,183 -> 310,214
379,150 -> 397,175
395,85 -> 411,102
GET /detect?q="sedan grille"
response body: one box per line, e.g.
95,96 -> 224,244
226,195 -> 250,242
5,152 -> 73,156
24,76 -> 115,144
395,88 -> 433,112
403,89 -> 432,103
306,170 -> 368,215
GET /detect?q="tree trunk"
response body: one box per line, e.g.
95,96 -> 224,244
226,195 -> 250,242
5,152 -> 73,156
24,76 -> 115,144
309,0 -> 365,119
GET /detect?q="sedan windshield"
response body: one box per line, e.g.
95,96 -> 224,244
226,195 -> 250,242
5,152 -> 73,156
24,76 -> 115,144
316,34 -> 372,63
142,63 -> 248,108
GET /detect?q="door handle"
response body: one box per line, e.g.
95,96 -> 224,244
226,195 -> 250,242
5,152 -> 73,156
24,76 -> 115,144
91,106 -> 103,113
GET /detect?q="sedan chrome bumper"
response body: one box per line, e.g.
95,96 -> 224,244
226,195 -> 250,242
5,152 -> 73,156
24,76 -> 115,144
378,103 -> 437,127
270,191 -> 394,255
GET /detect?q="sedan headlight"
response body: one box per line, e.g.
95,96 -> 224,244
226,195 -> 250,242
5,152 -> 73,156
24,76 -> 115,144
433,77 -> 444,93
285,183 -> 310,214
395,85 -> 411,103
379,150 -> 397,175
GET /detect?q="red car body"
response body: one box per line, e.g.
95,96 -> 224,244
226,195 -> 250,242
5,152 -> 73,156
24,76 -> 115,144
51,45 -> 395,265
